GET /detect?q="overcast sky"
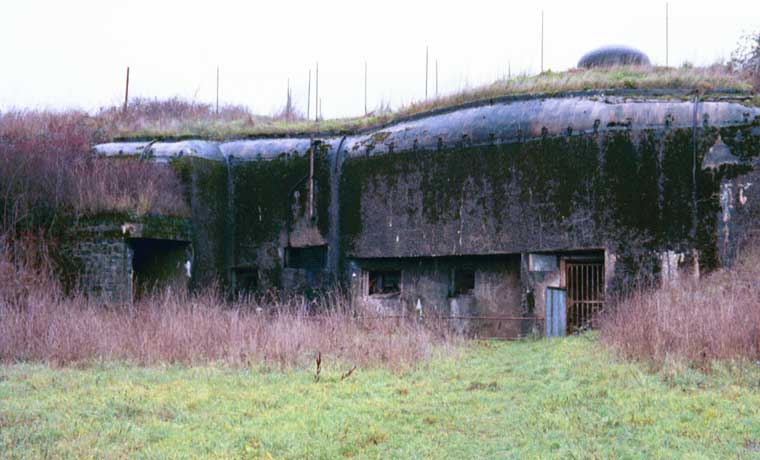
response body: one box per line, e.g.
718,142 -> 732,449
1,0 -> 758,118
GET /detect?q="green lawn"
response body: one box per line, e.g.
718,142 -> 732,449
2,337 -> 759,460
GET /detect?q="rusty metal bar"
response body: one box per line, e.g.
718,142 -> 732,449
294,314 -> 543,322
363,315 -> 543,321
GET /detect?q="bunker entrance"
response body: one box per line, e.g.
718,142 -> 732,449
130,238 -> 190,300
565,259 -> 605,333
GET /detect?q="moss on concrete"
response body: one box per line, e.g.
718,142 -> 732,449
339,123 -> 760,287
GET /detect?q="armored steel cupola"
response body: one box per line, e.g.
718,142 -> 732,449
578,45 -> 651,68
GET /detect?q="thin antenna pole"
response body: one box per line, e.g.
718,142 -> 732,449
364,61 -> 368,116
665,2 -> 669,67
286,78 -> 291,122
540,10 -> 544,73
435,59 -> 438,97
123,66 -> 130,113
307,69 -> 311,121
425,46 -> 429,99
216,66 -> 219,115
508,61 -> 511,80
315,62 -> 319,122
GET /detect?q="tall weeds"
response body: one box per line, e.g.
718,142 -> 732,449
0,238 -> 459,369
0,293 -> 458,369
0,110 -> 188,235
599,243 -> 760,366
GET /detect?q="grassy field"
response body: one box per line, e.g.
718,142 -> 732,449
2,336 -> 760,460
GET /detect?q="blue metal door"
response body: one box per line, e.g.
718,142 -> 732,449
545,287 -> 566,337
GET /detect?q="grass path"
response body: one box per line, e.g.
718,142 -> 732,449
2,337 -> 760,459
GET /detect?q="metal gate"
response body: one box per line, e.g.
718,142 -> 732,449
566,262 -> 605,333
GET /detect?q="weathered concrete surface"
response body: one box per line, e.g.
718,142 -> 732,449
63,214 -> 192,303
718,168 -> 760,265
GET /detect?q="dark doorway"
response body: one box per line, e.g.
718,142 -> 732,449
233,267 -> 258,298
285,245 -> 327,272
283,245 -> 327,291
131,238 -> 190,299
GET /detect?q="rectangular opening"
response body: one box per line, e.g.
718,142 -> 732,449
130,238 -> 190,300
529,253 -> 558,272
285,245 -> 327,272
234,267 -> 258,297
565,259 -> 605,333
368,270 -> 401,295
451,268 -> 475,295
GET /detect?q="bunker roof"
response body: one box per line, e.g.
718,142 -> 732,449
108,66 -> 757,142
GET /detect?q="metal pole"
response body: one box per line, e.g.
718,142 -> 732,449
435,59 -> 438,97
425,46 -> 429,99
315,62 -> 319,122
308,139 -> 314,218
665,2 -> 669,67
307,69 -> 311,121
123,66 -> 130,113
540,10 -> 544,73
364,61 -> 368,116
216,66 -> 219,115
691,96 -> 699,264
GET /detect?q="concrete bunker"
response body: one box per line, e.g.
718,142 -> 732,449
91,88 -> 760,339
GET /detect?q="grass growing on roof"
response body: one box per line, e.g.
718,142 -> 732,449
2,336 -> 760,460
399,64 -> 753,117
109,65 -> 756,141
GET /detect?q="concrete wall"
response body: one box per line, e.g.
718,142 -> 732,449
227,142 -> 332,294
352,255 -> 523,338
170,156 -> 229,291
69,237 -> 133,303
64,214 -> 192,303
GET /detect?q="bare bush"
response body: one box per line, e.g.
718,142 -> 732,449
98,97 -> 258,136
599,244 -> 760,366
730,30 -> 760,91
0,110 -> 188,235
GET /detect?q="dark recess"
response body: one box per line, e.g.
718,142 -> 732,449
131,238 -> 189,299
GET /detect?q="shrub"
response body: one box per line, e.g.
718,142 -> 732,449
599,243 -> 760,366
730,30 -> 760,91
0,110 -> 189,235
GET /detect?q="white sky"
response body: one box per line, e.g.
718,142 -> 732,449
1,0 -> 758,118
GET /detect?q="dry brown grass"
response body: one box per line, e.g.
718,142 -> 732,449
399,65 -> 753,118
599,243 -> 760,366
98,97 -> 265,140
103,65 -> 756,140
0,110 -> 188,233
0,238 -> 459,369
0,293 -> 457,369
